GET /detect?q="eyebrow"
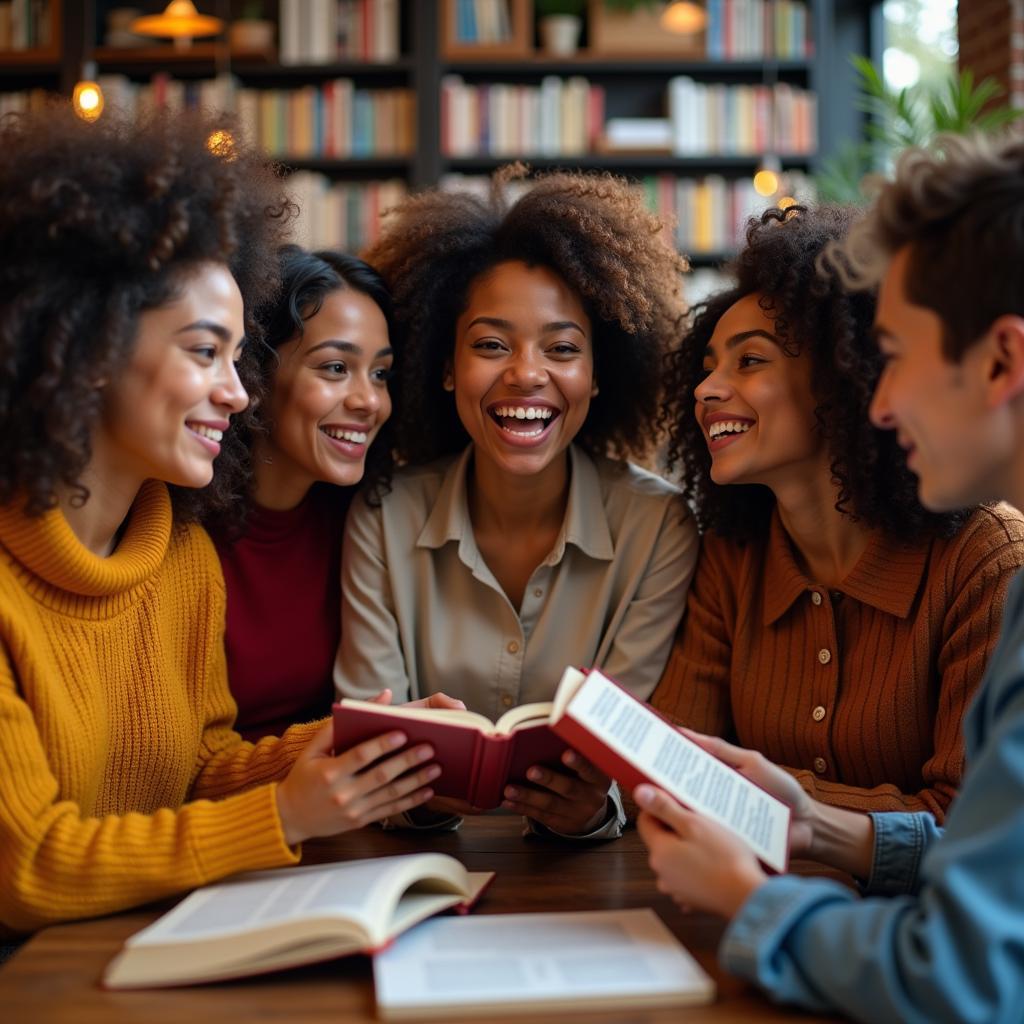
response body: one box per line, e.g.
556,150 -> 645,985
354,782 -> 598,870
176,320 -> 235,343
306,340 -> 393,359
466,316 -> 586,335
704,328 -> 780,356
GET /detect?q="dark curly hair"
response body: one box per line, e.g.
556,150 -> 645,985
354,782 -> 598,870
362,167 -> 688,464
662,204 -> 968,542
0,104 -> 293,522
206,245 -> 398,537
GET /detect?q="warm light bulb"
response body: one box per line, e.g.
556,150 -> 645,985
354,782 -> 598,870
778,195 -> 798,210
753,169 -> 780,197
206,129 -> 236,159
660,1 -> 708,34
72,81 -> 104,122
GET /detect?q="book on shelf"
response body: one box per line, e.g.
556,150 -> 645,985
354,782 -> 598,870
288,175 -> 407,253
280,0 -> 400,65
373,908 -> 715,1019
335,666 -> 791,872
102,853 -> 493,990
0,0 -> 52,51
333,695 -> 570,810
704,0 -> 811,60
602,117 -> 673,153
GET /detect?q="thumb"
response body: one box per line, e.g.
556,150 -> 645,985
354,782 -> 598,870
300,720 -> 337,761
370,688 -> 393,705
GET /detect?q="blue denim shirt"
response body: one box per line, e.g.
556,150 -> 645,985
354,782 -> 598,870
719,571 -> 1024,1024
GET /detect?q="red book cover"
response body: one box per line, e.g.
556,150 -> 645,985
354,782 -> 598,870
332,702 -> 569,810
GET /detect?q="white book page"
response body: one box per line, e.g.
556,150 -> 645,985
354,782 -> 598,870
373,909 -> 714,1017
570,670 -> 790,872
126,856 -> 431,947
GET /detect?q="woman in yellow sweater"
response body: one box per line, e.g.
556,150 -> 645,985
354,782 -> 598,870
0,108 -> 442,943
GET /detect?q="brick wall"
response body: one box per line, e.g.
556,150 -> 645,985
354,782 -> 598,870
958,0 -> 1024,108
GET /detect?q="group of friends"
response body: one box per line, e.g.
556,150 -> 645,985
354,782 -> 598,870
1,103 -> 1023,1023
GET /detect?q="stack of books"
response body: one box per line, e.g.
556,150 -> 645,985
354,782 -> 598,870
279,0 -> 400,64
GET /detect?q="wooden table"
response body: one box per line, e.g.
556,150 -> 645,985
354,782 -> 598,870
0,815 -> 842,1023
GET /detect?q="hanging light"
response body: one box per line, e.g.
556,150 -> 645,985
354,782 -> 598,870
132,1 -> 224,50
660,1 -> 707,35
72,61 -> 104,122
753,154 -> 782,197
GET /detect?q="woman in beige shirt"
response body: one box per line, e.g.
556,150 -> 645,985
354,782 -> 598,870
336,170 -> 698,837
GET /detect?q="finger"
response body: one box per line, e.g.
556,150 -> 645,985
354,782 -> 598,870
522,765 -> 580,799
355,762 -> 442,817
344,742 -> 436,798
633,785 -> 693,835
677,728 -> 750,768
561,749 -> 610,787
370,689 -> 394,705
363,784 -> 437,824
333,730 -> 410,774
636,810 -> 673,848
425,692 -> 467,710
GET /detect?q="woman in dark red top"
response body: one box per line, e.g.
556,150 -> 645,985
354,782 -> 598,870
209,247 -> 414,739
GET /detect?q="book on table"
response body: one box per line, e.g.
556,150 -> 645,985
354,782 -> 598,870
334,667 -> 790,872
373,907 -> 715,1019
102,854 -> 493,990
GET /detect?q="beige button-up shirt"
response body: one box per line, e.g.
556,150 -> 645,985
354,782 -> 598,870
335,444 -> 697,717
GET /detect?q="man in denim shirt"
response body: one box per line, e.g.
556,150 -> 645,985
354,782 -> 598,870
634,129 -> 1024,1024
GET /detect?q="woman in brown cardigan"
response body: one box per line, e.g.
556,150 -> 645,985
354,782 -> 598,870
652,204 -> 1024,822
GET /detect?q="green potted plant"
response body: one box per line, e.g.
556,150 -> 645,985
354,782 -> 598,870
535,0 -> 586,56
229,0 -> 274,55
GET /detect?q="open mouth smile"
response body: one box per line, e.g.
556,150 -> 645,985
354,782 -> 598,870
487,403 -> 560,442
706,416 -> 755,451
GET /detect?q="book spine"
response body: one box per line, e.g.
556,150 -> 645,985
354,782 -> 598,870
471,735 -> 515,810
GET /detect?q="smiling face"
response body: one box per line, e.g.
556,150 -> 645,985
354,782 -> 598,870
694,292 -> 825,491
869,246 -> 1002,512
93,261 -> 248,490
255,286 -> 393,510
450,260 -> 595,480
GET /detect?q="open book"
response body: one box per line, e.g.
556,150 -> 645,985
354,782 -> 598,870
332,698 -> 568,810
102,854 -> 493,990
373,908 -> 715,1019
548,667 -> 791,872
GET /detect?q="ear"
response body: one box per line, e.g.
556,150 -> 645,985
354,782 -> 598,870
442,363 -> 454,392
983,315 -> 1024,409
591,375 -> 599,398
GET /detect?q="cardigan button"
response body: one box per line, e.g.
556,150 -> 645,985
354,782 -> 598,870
810,591 -> 823,606
812,705 -> 826,722
813,757 -> 828,774
818,648 -> 832,665
507,640 -> 520,654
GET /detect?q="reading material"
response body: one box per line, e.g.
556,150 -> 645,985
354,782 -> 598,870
332,699 -> 568,809
547,667 -> 791,872
102,854 -> 493,989
373,908 -> 715,1019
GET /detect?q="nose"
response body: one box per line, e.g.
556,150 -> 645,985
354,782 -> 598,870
504,348 -> 547,390
343,372 -> 382,414
869,365 -> 895,430
694,364 -> 729,405
213,359 -> 249,415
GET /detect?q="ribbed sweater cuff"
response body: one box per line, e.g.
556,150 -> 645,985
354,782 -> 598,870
190,783 -> 300,880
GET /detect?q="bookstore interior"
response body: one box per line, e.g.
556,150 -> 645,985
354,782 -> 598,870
0,0 -> 918,298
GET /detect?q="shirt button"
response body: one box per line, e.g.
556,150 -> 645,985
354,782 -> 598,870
810,591 -> 823,606
507,640 -> 520,654
501,694 -> 514,708
533,588 -> 543,598
812,705 -> 826,722
818,648 -> 832,665
813,756 -> 828,774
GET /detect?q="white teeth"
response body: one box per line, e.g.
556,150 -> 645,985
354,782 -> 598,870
493,405 -> 554,420
189,424 -> 223,442
500,424 -> 544,438
322,427 -> 368,444
709,420 -> 752,440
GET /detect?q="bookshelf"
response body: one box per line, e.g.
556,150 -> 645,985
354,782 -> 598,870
0,0 -> 861,266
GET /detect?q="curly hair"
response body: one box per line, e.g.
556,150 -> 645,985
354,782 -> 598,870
0,104 -> 293,522
829,128 -> 1024,361
362,167 -> 687,465
206,245 -> 398,538
662,204 -> 968,542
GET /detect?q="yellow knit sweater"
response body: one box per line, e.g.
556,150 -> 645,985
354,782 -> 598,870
0,482 -> 321,937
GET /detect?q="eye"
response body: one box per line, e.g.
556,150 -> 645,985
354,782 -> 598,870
548,341 -> 582,357
319,361 -> 348,376
371,365 -> 394,384
192,345 -> 217,362
471,338 -> 507,353
738,353 -> 767,369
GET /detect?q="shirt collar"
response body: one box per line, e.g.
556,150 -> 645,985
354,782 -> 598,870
415,444 -> 614,563
762,505 -> 930,626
